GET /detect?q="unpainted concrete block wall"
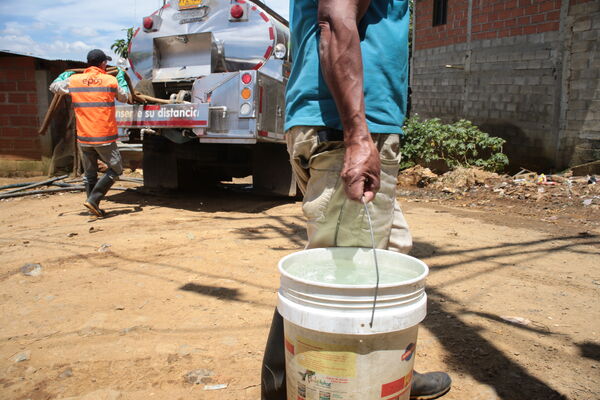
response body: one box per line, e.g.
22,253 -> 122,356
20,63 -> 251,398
411,31 -> 562,170
560,0 -> 600,167
411,0 -> 599,171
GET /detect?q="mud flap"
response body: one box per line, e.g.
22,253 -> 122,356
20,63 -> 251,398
142,134 -> 178,189
253,143 -> 296,197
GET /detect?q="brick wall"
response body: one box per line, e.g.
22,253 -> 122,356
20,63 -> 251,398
0,56 -> 42,160
415,0 -> 469,50
411,0 -> 600,171
471,0 -> 561,41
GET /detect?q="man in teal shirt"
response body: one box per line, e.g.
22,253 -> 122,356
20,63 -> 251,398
261,0 -> 452,399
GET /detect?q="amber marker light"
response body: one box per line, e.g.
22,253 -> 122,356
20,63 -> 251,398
241,88 -> 252,99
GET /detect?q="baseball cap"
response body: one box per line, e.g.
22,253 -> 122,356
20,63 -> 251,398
87,49 -> 112,66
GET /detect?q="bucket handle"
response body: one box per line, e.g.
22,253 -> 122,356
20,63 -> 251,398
361,196 -> 379,328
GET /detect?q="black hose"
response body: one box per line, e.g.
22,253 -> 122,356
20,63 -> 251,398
0,182 -> 31,190
2,175 -> 69,194
0,187 -> 83,199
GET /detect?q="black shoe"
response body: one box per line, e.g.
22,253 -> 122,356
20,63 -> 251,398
410,371 -> 451,400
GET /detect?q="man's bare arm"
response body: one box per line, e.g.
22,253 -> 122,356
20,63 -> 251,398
318,0 -> 379,202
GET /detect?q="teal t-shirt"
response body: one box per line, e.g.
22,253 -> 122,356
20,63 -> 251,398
284,0 -> 410,134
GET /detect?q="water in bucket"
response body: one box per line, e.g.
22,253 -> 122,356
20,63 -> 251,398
278,247 -> 428,400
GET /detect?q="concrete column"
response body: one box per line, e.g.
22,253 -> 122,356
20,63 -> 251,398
553,0 -> 572,168
462,0 -> 474,117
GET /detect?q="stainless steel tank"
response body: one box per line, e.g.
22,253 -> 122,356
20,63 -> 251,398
128,0 -> 290,83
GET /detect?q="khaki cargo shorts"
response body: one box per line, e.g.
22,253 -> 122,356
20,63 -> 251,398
286,126 -> 412,254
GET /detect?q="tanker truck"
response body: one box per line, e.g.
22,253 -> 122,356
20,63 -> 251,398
116,0 -> 295,196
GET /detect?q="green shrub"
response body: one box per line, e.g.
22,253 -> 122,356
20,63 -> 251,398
400,116 -> 509,172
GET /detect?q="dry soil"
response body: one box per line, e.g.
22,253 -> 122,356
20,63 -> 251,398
0,177 -> 598,400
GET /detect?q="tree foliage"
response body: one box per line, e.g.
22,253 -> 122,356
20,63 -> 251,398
400,116 -> 509,172
111,28 -> 134,59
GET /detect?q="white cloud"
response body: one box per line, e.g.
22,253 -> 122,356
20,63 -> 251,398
3,21 -> 27,35
71,26 -> 99,38
0,33 -> 95,61
0,0 -> 289,61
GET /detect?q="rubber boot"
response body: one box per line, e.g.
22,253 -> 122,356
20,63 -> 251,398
84,179 -> 97,197
410,371 -> 452,400
84,179 -> 106,216
261,309 -> 287,400
84,174 -> 115,218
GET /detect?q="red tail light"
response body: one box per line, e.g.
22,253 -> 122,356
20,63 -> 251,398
241,73 -> 252,84
230,5 -> 244,19
143,17 -> 153,30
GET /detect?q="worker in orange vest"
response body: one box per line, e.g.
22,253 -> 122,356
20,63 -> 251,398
50,49 -> 131,217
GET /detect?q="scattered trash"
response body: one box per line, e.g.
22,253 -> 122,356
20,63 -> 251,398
204,383 -> 228,391
184,369 -> 214,385
397,165 -> 438,187
114,305 -> 125,311
97,243 -> 112,253
20,263 -> 42,277
10,350 -> 31,362
58,367 -> 73,379
67,232 -> 78,237
187,233 -> 196,240
396,165 -> 600,212
501,316 -> 532,326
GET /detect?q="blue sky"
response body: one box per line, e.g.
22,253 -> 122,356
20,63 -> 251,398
0,0 -> 289,62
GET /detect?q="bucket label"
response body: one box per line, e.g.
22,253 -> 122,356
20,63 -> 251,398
284,322 -> 419,400
296,336 -> 357,377
381,371 -> 413,398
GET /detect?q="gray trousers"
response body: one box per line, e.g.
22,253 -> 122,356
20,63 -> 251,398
80,142 -> 123,184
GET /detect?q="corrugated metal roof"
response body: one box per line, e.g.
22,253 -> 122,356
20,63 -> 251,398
0,49 -> 85,64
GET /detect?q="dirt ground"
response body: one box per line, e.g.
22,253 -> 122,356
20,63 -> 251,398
0,175 -> 598,400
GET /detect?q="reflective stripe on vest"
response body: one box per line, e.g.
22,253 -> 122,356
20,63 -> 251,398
77,134 -> 119,143
69,66 -> 119,144
69,87 -> 117,93
72,102 -> 115,108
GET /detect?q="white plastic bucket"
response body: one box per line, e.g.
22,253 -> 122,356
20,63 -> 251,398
278,247 -> 429,400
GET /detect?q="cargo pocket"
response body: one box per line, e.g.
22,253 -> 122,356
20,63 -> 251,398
302,148 -> 345,225
356,134 -> 401,248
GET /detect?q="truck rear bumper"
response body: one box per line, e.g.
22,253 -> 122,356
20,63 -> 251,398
116,103 -> 210,128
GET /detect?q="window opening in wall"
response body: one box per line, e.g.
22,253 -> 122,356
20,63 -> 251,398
433,0 -> 448,26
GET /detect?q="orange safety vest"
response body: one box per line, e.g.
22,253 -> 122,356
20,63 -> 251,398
69,66 -> 119,145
